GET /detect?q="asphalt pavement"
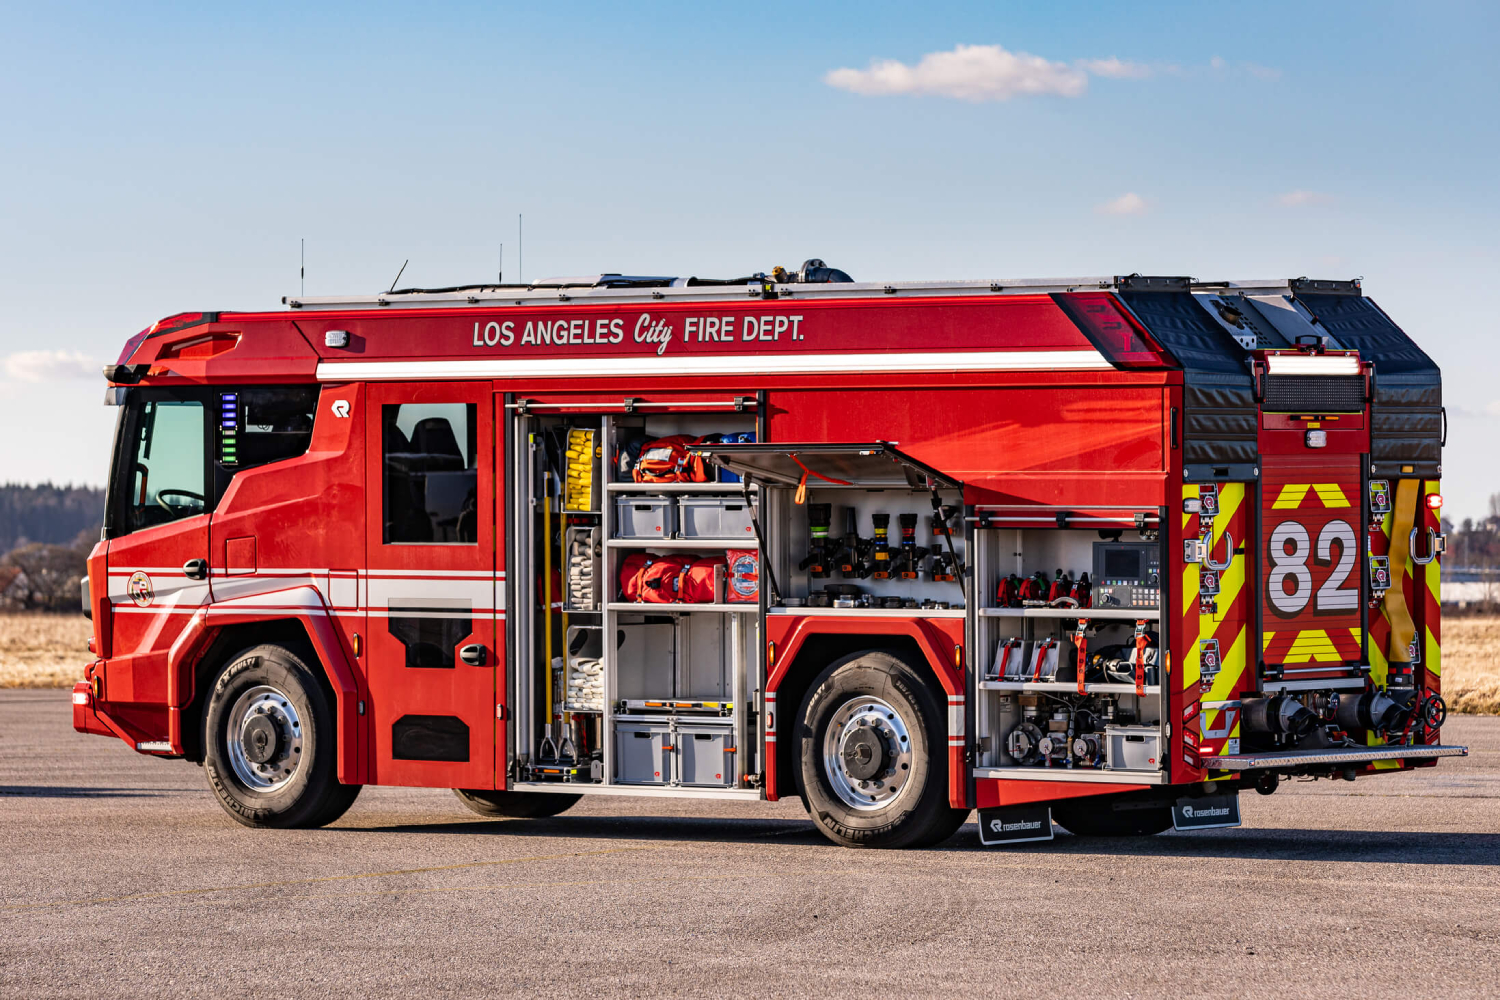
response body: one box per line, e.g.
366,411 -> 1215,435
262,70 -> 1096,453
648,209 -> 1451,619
3,689 -> 1497,999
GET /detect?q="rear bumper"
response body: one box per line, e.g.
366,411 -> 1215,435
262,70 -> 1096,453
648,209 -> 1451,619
1204,745 -> 1467,770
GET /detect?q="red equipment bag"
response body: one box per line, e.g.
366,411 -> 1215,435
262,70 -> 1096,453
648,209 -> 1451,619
619,552 -> 693,603
675,556 -> 726,604
631,435 -> 711,484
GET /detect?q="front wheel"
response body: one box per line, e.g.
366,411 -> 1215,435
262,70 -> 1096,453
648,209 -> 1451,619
453,789 -> 581,818
203,643 -> 361,828
795,650 -> 969,849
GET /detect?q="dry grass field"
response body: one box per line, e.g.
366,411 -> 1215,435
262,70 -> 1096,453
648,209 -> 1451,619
1,610 -> 1496,713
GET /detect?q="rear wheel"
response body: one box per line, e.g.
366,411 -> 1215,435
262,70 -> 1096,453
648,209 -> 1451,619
1051,792 -> 1173,837
203,643 -> 361,828
453,789 -> 581,818
795,650 -> 968,849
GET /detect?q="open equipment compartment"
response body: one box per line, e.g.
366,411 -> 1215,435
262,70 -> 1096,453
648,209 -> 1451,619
510,403 -> 762,795
968,507 -> 1171,782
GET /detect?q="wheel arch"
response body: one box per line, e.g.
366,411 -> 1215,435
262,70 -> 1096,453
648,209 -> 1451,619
765,617 -> 966,809
166,586 -> 363,783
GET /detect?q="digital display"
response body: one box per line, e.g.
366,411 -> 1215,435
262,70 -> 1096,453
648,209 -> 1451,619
1104,548 -> 1141,579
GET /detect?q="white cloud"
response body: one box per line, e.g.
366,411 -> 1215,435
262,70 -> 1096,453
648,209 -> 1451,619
1077,57 -> 1154,80
825,44 -> 1088,102
4,350 -> 98,383
1097,192 -> 1148,216
1487,400 -> 1500,417
1276,189 -> 1334,207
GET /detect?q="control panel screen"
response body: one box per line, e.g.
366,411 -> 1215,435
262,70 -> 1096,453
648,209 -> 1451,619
1103,548 -> 1141,580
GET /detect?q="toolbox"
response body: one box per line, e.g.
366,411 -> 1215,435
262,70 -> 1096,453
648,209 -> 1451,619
1106,725 -> 1162,771
675,721 -> 736,787
614,721 -> 672,784
614,495 -> 676,539
677,496 -> 757,540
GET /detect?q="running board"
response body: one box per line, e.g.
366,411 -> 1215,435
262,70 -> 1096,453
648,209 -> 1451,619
1204,745 -> 1467,771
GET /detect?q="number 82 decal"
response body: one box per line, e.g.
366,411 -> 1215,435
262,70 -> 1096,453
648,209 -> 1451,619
1266,517 -> 1359,616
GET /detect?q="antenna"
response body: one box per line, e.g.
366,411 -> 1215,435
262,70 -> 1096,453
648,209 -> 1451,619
499,243 -> 503,284
300,238 -> 305,296
519,213 -> 523,285
388,259 -> 408,293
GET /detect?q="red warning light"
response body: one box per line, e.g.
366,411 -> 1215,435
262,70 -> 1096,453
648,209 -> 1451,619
1426,494 -> 1443,509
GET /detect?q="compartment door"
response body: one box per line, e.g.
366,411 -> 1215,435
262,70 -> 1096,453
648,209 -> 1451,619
364,382 -> 500,789
1260,455 -> 1363,682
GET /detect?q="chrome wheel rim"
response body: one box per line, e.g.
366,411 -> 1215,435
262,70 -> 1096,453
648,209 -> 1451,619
821,695 -> 914,811
225,685 -> 304,791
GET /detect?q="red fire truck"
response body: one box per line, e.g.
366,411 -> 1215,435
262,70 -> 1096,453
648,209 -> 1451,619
74,263 -> 1465,847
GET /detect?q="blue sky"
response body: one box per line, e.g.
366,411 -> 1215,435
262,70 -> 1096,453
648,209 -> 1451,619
2,1 -> 1496,520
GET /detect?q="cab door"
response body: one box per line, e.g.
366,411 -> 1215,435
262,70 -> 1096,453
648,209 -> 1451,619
364,382 -> 499,789
103,389 -> 214,743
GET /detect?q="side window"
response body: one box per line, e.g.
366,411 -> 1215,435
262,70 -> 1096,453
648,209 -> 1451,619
217,387 -> 319,470
124,399 -> 207,532
383,403 -> 478,544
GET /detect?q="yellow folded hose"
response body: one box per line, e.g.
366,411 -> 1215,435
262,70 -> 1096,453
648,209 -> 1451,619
1383,478 -> 1419,665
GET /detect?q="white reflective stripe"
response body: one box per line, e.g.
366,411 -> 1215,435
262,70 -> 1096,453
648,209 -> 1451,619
764,735 -> 776,743
366,569 -> 503,578
316,349 -> 1111,382
368,576 -> 496,608
948,704 -> 965,735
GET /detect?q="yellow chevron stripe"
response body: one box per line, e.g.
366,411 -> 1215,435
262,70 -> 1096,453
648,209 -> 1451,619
1368,634 -> 1389,687
1273,484 -> 1310,509
1182,561 -> 1200,619
1283,630 -> 1343,663
1213,483 -> 1245,544
1263,630 -> 1274,651
1426,624 -> 1440,678
1311,484 -> 1351,507
1212,541 -> 1245,625
1205,625 -> 1247,703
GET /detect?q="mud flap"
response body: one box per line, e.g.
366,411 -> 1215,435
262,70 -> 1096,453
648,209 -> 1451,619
1172,793 -> 1241,830
977,804 -> 1055,845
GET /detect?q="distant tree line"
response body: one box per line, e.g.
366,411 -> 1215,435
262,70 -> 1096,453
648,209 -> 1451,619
1441,492 -> 1500,568
0,483 -> 103,611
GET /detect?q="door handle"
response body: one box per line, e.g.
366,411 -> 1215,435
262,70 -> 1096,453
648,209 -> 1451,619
460,644 -> 487,666
183,559 -> 208,580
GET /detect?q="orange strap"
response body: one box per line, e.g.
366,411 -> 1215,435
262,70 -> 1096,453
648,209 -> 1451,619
1033,638 -> 1054,682
1073,622 -> 1089,695
1134,620 -> 1149,697
790,454 -> 852,505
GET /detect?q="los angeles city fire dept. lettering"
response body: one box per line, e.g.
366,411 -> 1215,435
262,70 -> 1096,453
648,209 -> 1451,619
471,312 -> 804,355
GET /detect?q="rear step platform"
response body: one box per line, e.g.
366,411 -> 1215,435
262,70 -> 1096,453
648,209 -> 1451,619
1204,745 -> 1468,770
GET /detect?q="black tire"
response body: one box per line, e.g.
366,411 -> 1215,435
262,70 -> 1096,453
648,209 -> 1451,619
203,643 -> 362,828
1052,792 -> 1173,837
795,650 -> 969,849
453,789 -> 581,819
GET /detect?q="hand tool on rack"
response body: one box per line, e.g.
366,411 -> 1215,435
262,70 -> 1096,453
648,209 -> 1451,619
868,513 -> 892,579
798,503 -> 835,578
893,512 -> 930,580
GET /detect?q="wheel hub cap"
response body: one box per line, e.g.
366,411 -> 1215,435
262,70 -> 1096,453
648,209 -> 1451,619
225,685 -> 304,792
821,695 -> 915,811
241,715 -> 280,764
840,728 -> 888,780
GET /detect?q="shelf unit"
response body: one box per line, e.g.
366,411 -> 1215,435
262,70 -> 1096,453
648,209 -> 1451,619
979,680 -> 1162,695
606,538 -> 746,550
607,602 -> 751,613
969,517 -> 1170,779
598,413 -> 761,795
607,482 -> 749,493
978,607 -> 1160,620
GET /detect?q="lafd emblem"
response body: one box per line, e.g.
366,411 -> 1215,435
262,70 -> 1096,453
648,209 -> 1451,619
128,571 -> 154,607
